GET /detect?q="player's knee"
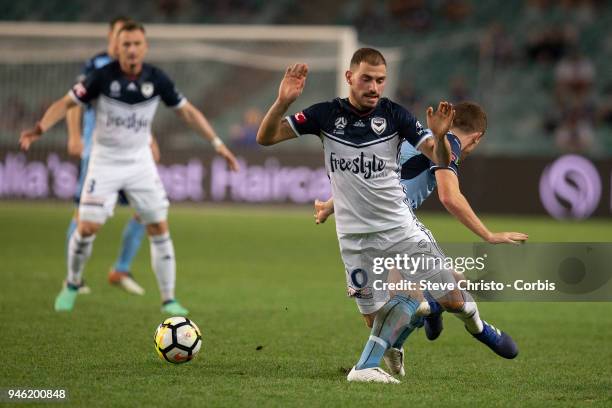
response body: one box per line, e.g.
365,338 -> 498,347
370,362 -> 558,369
440,298 -> 465,313
146,221 -> 168,236
78,221 -> 101,237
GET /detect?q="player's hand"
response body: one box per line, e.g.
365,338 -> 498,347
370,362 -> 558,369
67,137 -> 83,157
314,199 -> 334,224
486,232 -> 529,244
278,63 -> 308,106
426,101 -> 456,139
19,123 -> 44,151
215,144 -> 240,172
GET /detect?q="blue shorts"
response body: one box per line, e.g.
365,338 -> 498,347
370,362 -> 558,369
74,157 -> 129,206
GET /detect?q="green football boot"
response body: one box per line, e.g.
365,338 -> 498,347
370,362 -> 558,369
161,300 -> 189,316
54,285 -> 79,312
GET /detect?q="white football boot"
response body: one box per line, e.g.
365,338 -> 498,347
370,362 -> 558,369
347,366 -> 400,384
108,269 -> 145,295
383,347 -> 405,376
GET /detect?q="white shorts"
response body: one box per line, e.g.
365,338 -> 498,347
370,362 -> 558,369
78,155 -> 169,225
339,220 -> 453,315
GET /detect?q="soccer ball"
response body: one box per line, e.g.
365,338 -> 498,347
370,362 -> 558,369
154,316 -> 202,364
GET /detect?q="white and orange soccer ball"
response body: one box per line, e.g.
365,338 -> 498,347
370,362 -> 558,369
154,317 -> 202,364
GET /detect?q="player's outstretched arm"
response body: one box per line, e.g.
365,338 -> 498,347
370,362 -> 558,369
314,198 -> 334,224
175,101 -> 240,172
420,101 -> 455,166
20,94 -> 77,151
257,64 -> 308,146
435,169 -> 528,244
66,105 -> 83,157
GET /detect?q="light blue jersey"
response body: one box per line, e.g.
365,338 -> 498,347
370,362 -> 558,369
79,52 -> 113,160
399,133 -> 462,209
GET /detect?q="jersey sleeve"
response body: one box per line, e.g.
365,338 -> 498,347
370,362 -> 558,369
157,70 -> 186,109
68,68 -> 103,105
429,134 -> 462,176
285,102 -> 330,137
76,58 -> 95,83
394,103 -> 431,149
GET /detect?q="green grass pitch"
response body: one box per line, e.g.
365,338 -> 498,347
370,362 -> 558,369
1,202 -> 611,407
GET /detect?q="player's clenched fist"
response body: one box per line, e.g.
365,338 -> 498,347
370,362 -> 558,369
278,63 -> 308,106
314,198 -> 334,224
427,101 -> 456,139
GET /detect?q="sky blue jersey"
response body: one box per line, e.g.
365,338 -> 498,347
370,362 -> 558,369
77,51 -> 112,159
399,133 -> 462,209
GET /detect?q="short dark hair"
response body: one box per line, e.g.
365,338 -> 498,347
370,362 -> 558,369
109,16 -> 132,29
350,48 -> 386,68
453,101 -> 487,134
117,21 -> 146,35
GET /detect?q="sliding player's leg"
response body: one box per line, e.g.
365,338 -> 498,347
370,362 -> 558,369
447,272 -> 518,359
400,221 -> 518,358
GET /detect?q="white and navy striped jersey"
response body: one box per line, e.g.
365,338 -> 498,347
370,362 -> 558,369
287,97 -> 430,234
69,61 -> 186,162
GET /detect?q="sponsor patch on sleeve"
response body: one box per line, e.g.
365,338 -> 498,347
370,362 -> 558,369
294,111 -> 307,124
73,83 -> 87,98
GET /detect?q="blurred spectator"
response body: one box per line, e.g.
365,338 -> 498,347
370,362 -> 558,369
554,48 -> 595,107
397,81 -> 426,116
524,0 -> 553,17
449,75 -> 471,103
388,0 -> 433,32
0,95 -> 28,132
555,108 -> 595,154
441,0 -> 472,23
230,108 -> 263,148
559,0 -> 596,24
525,0 -> 597,25
354,0 -> 392,35
480,22 -> 515,67
545,47 -> 596,150
157,0 -> 188,21
596,83 -> 612,127
525,25 -> 577,64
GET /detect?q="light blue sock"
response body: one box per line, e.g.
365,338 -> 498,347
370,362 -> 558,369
391,315 -> 423,349
66,218 -> 77,256
113,217 -> 145,273
355,295 -> 419,370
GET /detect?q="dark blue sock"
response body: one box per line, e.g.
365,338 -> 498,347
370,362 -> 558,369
425,291 -> 443,315
114,217 -> 145,273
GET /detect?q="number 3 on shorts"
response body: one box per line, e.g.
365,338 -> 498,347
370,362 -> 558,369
87,179 -> 96,193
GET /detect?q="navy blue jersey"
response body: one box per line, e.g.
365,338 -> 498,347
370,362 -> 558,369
399,133 -> 462,209
287,97 -> 431,233
69,61 -> 185,160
